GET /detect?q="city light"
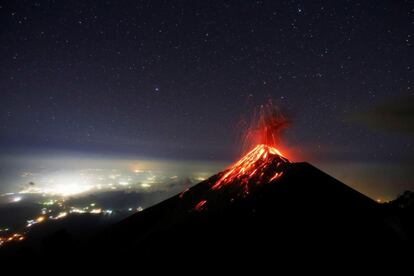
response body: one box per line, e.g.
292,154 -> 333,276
90,208 -> 102,214
0,165 -> 213,248
12,196 -> 22,202
54,212 -> 68,219
35,216 -> 45,223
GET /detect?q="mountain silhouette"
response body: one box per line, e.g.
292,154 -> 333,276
86,145 -> 404,262
2,145 -> 407,265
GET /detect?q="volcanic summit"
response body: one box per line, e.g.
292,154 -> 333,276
5,104 -> 406,262
76,104 -> 405,261
83,143 -> 403,261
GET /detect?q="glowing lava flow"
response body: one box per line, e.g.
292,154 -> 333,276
211,144 -> 288,191
194,200 -> 207,211
189,102 -> 290,211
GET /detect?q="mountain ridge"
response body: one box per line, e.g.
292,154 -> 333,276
85,161 -> 402,261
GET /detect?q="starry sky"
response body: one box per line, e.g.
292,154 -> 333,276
0,0 -> 413,199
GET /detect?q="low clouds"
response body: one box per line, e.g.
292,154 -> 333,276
354,95 -> 414,135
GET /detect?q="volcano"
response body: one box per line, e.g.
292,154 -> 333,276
84,144 -> 403,261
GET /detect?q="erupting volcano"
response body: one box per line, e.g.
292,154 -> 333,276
189,102 -> 291,209
26,103 -> 404,261
190,143 -> 289,212
212,101 -> 291,192
240,100 -> 290,151
211,144 -> 288,191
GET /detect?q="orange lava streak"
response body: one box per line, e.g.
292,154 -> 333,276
193,200 -> 207,211
269,171 -> 283,182
212,144 -> 287,190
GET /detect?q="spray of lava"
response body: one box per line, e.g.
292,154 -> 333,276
240,100 -> 290,151
191,101 -> 290,211
211,101 -> 290,192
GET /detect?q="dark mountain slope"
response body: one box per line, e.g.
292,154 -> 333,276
89,158 -> 402,260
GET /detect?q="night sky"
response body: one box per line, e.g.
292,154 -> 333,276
0,0 -> 413,199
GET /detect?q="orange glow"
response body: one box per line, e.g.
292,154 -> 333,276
186,102 -> 291,210
240,100 -> 289,152
193,200 -> 207,211
35,216 -> 46,223
269,171 -> 283,182
0,233 -> 26,246
212,144 -> 288,191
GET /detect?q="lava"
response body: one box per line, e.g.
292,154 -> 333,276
240,100 -> 290,151
269,171 -> 283,182
189,102 -> 290,211
194,200 -> 207,211
212,144 -> 288,191
212,101 -> 289,192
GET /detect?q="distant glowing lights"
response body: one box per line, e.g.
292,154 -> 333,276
50,184 -> 92,196
35,216 -> 45,223
90,208 -> 102,214
0,233 -> 25,246
12,196 -> 22,202
54,212 -> 68,219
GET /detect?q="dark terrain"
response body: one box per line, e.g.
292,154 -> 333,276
2,157 -> 412,264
